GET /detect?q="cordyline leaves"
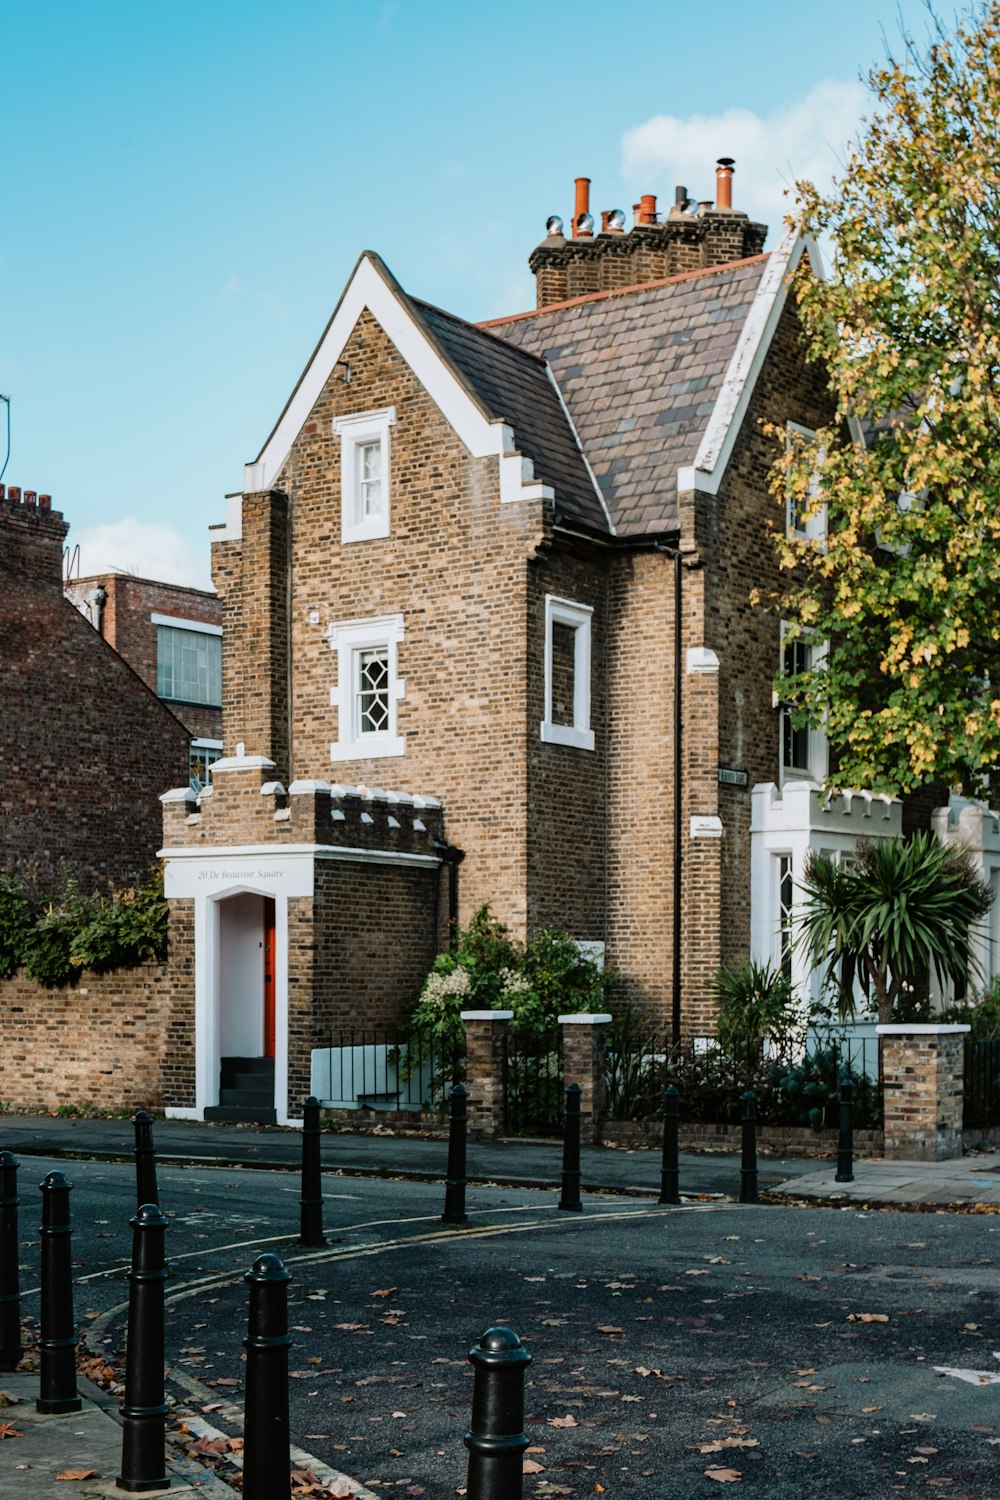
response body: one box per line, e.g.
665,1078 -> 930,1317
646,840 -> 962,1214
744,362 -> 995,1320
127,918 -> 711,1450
796,834 -> 992,1022
764,1 -> 1000,794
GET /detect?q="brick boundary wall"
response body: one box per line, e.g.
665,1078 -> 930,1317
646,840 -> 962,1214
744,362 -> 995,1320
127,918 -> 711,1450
560,1014 -> 611,1145
0,962 -> 171,1113
461,1011 -> 512,1137
877,1023 -> 970,1161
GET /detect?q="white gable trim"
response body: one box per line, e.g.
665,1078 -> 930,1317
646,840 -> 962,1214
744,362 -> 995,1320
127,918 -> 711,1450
677,227 -> 825,498
244,254 -> 553,507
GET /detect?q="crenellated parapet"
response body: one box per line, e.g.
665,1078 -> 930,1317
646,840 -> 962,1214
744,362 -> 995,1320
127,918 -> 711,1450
160,743 -> 444,858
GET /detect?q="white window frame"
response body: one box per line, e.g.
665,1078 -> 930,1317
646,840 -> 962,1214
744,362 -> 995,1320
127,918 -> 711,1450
777,623 -> 828,786
327,613 -> 405,761
333,405 -> 397,543
541,594 -> 594,751
785,421 -> 827,544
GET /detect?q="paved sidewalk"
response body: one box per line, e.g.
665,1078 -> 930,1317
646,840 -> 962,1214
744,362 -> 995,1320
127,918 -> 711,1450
0,1373 -> 233,1499
3,1111 -> 1000,1205
0,1113 -> 820,1196
770,1150 -> 1000,1205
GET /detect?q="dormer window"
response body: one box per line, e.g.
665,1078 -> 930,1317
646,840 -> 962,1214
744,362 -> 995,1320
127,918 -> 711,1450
333,406 -> 397,543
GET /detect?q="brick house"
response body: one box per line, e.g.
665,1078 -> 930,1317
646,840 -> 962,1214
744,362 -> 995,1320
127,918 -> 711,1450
159,160 -> 898,1125
65,572 -> 223,788
0,486 -> 190,893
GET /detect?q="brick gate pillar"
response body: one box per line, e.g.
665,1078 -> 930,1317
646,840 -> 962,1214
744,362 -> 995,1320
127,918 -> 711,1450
877,1023 -> 971,1161
461,1010 -> 513,1138
559,1014 -> 612,1145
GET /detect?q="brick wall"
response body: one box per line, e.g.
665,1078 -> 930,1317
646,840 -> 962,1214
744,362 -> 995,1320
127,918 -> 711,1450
215,310 -> 549,940
0,961 -> 172,1112
64,573 -> 222,740
1,494 -> 191,892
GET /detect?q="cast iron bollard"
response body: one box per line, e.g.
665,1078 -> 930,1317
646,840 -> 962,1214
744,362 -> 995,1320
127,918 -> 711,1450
0,1151 -> 22,1371
659,1084 -> 681,1205
465,1325 -> 531,1500
243,1253 -> 292,1500
559,1083 -> 583,1212
132,1110 -> 159,1211
835,1077 -> 855,1183
739,1091 -> 759,1206
37,1171 -> 81,1413
117,1204 -> 169,1492
442,1083 -> 469,1226
299,1096 -> 326,1247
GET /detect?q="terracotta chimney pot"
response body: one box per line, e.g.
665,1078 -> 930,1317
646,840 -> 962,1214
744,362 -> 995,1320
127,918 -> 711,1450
715,157 -> 735,211
573,176 -> 591,238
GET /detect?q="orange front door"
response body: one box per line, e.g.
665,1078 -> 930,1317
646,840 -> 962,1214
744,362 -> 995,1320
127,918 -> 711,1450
263,899 -> 276,1059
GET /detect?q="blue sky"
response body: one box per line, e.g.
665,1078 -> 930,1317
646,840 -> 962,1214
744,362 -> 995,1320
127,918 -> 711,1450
1,0 -> 963,589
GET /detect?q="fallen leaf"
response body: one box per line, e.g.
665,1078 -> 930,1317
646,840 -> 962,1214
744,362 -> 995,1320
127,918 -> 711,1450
704,1468 -> 742,1483
548,1414 -> 578,1429
0,1422 -> 22,1440
371,1288 -> 399,1298
523,1459 -> 545,1473
55,1471 -> 98,1482
847,1313 -> 890,1324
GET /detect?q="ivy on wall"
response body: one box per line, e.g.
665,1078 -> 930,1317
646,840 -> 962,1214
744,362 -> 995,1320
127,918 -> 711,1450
0,867 -> 168,988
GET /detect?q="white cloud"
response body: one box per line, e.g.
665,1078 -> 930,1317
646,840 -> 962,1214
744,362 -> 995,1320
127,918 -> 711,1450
72,518 -> 214,592
621,79 -> 868,234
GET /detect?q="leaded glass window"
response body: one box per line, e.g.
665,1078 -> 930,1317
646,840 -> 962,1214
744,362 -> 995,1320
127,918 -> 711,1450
356,647 -> 390,735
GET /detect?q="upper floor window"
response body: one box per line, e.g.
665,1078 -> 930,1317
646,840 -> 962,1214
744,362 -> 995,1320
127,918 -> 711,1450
328,613 -> 405,761
778,627 -> 827,784
154,614 -> 222,707
333,406 -> 397,543
541,595 -> 594,751
785,421 -> 827,544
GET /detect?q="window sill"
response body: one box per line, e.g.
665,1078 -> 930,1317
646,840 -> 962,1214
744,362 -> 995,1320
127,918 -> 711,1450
330,734 -> 405,762
540,721 -> 595,752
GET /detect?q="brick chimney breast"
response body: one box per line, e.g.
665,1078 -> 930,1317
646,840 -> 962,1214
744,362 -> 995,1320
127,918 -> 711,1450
530,163 -> 767,309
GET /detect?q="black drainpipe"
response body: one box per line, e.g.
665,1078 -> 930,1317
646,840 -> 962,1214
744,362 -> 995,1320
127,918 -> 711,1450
434,840 -> 465,951
672,550 -> 683,1047
653,544 -> 684,1047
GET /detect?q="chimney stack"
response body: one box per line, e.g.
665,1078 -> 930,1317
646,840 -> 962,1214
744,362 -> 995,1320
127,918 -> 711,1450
529,162 -> 766,308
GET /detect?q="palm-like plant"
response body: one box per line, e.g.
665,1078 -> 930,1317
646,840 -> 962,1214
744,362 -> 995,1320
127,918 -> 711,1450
797,834 -> 993,1025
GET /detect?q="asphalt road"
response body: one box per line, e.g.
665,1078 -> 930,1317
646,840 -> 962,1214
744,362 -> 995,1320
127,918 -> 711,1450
12,1156 -> 1000,1499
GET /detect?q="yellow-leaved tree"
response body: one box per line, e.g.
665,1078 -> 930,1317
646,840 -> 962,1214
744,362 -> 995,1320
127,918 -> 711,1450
767,1 -> 1000,795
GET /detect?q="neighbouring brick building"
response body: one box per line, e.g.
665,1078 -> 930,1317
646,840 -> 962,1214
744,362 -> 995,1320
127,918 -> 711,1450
65,571 -> 223,787
0,486 -> 190,892
159,160 -> 923,1125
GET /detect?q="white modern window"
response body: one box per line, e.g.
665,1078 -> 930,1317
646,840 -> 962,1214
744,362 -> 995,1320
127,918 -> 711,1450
785,422 -> 827,543
327,614 -> 405,761
778,626 -> 828,785
189,738 -> 223,792
333,406 -> 397,543
541,595 -> 594,751
153,614 -> 223,707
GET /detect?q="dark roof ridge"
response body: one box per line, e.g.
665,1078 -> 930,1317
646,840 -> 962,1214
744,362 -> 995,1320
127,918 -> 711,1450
478,252 -> 770,328
410,295 -> 549,366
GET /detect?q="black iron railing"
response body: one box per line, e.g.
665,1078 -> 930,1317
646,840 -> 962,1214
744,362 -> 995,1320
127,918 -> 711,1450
963,1037 -> 1000,1129
502,1027 -> 564,1137
315,1027 -> 463,1113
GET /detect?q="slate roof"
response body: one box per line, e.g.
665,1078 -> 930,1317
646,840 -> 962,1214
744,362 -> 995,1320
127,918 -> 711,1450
412,299 -> 608,531
481,256 -> 769,536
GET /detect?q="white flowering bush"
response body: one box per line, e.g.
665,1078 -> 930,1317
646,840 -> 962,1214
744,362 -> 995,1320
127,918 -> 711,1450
408,905 -> 615,1055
